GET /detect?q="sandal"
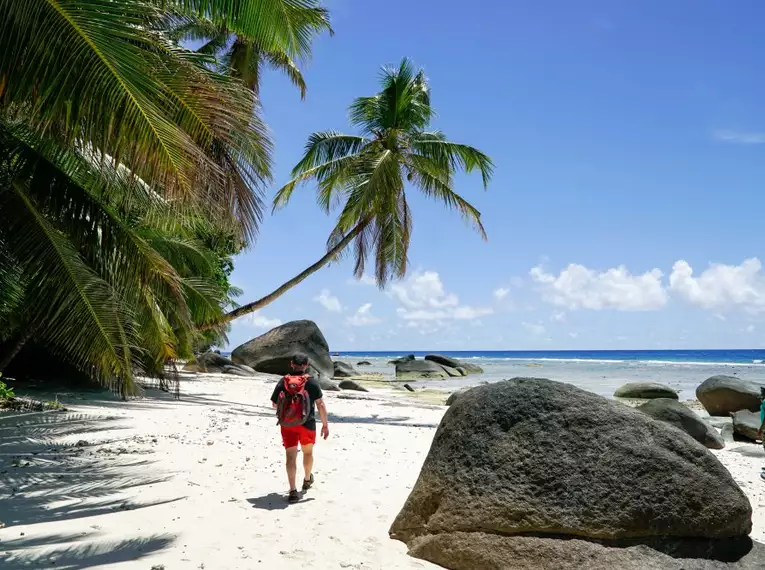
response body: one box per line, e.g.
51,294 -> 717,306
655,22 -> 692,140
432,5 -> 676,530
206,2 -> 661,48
288,489 -> 300,503
302,473 -> 314,491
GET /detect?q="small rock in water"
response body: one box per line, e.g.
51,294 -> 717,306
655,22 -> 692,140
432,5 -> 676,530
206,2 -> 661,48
76,440 -> 89,447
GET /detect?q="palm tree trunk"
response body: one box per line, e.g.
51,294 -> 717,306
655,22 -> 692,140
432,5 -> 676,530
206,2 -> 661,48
0,326 -> 35,373
200,221 -> 368,330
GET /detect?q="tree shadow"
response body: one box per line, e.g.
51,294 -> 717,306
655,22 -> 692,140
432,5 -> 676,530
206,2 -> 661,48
0,410 -> 179,563
246,493 -> 314,510
327,412 -> 438,428
0,534 -> 175,569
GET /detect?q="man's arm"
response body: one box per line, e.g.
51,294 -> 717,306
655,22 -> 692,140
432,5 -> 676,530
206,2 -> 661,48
270,380 -> 283,409
316,398 -> 329,439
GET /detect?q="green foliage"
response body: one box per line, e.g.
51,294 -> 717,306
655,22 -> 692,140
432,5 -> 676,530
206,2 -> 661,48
0,0 -> 329,394
0,380 -> 14,401
274,58 -> 494,286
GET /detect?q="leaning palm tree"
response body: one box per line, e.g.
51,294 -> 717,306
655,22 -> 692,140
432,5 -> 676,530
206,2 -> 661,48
0,0 -> 330,394
217,58 -> 494,325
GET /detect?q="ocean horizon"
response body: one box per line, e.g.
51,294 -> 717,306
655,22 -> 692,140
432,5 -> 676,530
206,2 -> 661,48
334,349 -> 765,366
328,349 -> 765,401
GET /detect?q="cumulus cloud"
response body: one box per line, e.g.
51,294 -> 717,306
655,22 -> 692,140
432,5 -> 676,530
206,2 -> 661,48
347,303 -> 382,326
314,289 -> 342,312
669,258 -> 765,313
493,287 -> 510,301
530,263 -> 667,311
390,271 -> 493,321
244,313 -> 281,329
713,130 -> 765,145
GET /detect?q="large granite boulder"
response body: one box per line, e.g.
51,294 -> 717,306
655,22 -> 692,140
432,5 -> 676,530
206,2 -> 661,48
457,361 -> 484,375
357,361 -> 372,366
339,380 -> 368,392
696,376 -> 763,416
389,354 -> 415,365
395,359 -> 449,380
638,398 -> 724,449
445,387 -> 471,406
390,378 -> 753,569
440,365 -> 464,378
222,365 -> 256,377
333,361 -> 358,378
183,352 -> 253,376
615,382 -> 678,400
231,320 -> 333,379
425,354 -> 461,368
425,354 -> 483,375
731,410 -> 762,441
408,533 -> 765,570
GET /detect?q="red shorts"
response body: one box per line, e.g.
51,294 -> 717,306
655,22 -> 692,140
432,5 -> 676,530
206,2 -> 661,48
280,426 -> 316,448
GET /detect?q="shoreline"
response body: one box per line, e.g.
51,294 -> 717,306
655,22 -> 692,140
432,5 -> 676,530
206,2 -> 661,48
0,372 -> 763,569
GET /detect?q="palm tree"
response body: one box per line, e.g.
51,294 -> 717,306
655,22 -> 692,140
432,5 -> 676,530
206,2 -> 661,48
167,15 -> 328,99
217,58 -> 494,326
0,0 -> 330,394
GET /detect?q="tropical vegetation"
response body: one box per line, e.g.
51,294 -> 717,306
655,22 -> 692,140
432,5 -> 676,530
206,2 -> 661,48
0,0 -> 330,396
218,58 -> 494,325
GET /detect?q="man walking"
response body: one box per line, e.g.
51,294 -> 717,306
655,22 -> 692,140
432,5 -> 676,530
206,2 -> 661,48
271,354 -> 329,503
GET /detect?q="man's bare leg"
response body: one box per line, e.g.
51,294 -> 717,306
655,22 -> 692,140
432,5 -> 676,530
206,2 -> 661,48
285,447 -> 298,491
302,443 -> 314,485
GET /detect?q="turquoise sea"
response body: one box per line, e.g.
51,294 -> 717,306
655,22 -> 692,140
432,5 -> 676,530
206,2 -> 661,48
334,350 -> 765,400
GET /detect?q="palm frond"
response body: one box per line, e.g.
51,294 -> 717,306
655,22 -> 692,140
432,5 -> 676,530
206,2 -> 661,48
161,0 -> 333,59
274,131 -> 368,210
410,132 -> 494,188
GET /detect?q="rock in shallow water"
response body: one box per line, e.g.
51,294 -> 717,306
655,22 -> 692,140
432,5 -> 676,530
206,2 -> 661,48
390,377 -> 753,569
333,361 -> 358,378
637,398 -> 724,449
615,382 -> 678,399
395,359 -> 449,379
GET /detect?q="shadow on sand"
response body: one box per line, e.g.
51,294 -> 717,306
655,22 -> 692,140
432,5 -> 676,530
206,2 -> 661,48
247,493 -> 314,510
0,410 -> 178,568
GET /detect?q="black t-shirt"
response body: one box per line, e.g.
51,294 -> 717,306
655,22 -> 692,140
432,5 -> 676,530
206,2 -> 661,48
270,376 -> 323,431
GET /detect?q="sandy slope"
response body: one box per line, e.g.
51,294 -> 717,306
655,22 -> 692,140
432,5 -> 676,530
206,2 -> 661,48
0,374 -> 763,569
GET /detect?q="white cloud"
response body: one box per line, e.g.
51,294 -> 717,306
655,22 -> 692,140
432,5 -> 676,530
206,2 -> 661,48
314,289 -> 342,312
713,130 -> 765,145
551,311 -> 567,322
493,287 -> 510,301
244,313 -> 282,329
522,322 -> 547,336
347,274 -> 376,286
670,258 -> 765,313
347,303 -> 382,326
390,271 -> 459,309
746,325 -> 756,333
530,263 -> 667,311
568,332 -> 579,339
391,271 -> 493,322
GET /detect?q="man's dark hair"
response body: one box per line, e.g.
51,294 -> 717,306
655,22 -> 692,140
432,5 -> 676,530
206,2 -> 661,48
291,354 -> 309,367
761,386 -> 765,399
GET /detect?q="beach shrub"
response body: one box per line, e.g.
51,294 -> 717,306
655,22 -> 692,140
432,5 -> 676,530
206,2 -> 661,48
0,380 -> 14,401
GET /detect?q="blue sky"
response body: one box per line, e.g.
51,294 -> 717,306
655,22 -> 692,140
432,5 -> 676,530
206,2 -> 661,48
226,0 -> 765,351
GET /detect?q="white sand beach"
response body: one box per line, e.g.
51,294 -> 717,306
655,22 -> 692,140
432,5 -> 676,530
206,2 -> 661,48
1,374 -> 764,570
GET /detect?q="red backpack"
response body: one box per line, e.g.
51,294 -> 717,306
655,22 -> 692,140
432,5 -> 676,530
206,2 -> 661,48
276,375 -> 311,427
